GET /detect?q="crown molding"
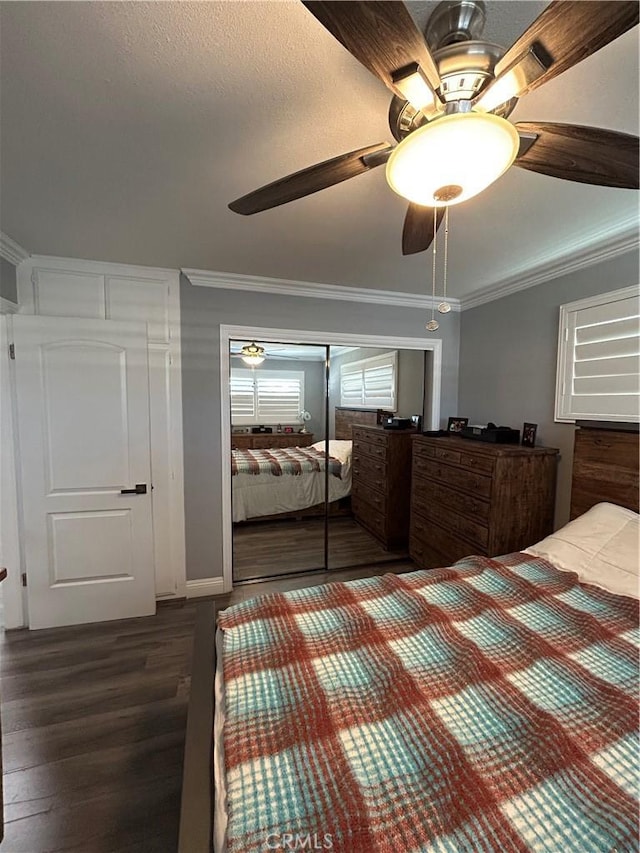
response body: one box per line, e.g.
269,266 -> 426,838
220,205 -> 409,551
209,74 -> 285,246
0,232 -> 29,266
28,254 -> 179,280
459,218 -> 640,311
183,268 -> 462,312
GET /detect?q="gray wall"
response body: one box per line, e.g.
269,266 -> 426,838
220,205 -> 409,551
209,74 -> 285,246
458,249 -> 639,530
0,258 -> 18,304
181,280 -> 460,580
231,355 -> 326,440
329,346 -> 426,435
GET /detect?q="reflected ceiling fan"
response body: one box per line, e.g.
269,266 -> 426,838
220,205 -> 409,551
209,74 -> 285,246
228,0 -> 639,255
231,342 -> 324,365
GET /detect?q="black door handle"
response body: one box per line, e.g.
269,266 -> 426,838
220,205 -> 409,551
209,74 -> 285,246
120,484 -> 147,495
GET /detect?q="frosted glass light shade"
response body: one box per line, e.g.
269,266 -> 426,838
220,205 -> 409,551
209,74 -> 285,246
386,112 -> 519,207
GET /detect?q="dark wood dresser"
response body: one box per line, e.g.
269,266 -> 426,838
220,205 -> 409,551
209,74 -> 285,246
410,435 -> 559,569
351,425 -> 414,549
570,424 -> 639,518
231,433 -> 314,450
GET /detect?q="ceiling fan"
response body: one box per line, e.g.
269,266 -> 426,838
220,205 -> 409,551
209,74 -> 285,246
228,0 -> 639,255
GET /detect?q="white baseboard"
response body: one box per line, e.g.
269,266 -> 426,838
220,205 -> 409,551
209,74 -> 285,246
186,577 -> 226,599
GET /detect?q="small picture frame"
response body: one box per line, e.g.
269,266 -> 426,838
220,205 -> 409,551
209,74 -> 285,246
447,416 -> 468,433
283,426 -> 294,434
522,422 -> 537,447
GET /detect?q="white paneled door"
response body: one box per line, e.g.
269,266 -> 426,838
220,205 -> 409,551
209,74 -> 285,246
13,316 -> 156,629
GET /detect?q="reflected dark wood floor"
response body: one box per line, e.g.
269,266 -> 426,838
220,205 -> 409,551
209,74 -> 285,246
0,559 -> 416,853
233,515 -> 409,582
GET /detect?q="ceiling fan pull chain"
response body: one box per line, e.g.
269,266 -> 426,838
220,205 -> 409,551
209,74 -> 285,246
438,206 -> 452,315
426,211 -> 439,331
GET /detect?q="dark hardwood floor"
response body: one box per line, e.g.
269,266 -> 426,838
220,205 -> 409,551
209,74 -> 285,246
0,559 -> 416,852
233,516 -> 409,582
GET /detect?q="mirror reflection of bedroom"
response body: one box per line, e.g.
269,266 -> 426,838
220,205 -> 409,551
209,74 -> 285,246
230,339 -> 426,583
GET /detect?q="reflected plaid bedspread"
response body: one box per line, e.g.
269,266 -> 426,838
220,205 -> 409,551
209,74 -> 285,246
218,554 -> 639,852
231,447 -> 343,478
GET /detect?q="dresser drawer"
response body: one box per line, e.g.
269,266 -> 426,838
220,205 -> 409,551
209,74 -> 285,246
354,439 -> 387,462
231,435 -> 252,450
412,456 -> 492,498
352,494 -> 386,537
414,498 -> 489,549
412,473 -> 490,524
415,441 -> 495,474
353,427 -> 388,448
409,535 -> 449,570
250,435 -> 279,449
410,511 -> 482,563
352,452 -> 386,492
352,479 -> 386,515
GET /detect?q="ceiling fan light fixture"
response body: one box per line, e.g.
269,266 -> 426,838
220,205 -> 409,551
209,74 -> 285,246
240,342 -> 265,366
392,63 -> 439,117
474,46 -> 551,113
385,111 -> 519,207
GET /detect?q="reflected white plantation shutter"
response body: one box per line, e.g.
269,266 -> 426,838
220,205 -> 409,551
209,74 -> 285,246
256,373 -> 303,422
340,352 -> 397,410
556,287 -> 640,422
230,371 -> 256,421
340,366 -> 363,407
231,369 -> 304,424
363,359 -> 396,409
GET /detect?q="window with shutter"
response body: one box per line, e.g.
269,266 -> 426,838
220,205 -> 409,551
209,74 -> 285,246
555,286 -> 640,423
231,369 -> 305,425
340,352 -> 397,411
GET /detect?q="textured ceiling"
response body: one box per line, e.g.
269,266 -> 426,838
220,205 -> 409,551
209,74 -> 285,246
0,1 -> 638,299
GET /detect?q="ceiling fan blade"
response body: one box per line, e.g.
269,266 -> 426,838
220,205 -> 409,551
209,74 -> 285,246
228,143 -> 392,215
402,204 -> 445,256
302,1 -> 441,105
514,122 -> 639,189
476,1 -> 639,109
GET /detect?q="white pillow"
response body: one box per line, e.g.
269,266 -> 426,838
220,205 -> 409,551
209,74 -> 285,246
310,440 -> 353,466
524,502 -> 639,599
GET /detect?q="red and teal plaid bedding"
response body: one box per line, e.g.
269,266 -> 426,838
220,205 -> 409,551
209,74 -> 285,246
231,446 -> 343,478
218,554 -> 639,852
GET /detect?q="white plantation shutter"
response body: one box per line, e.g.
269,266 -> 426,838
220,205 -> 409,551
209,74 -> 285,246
555,287 -> 640,422
340,352 -> 397,410
230,369 -> 304,425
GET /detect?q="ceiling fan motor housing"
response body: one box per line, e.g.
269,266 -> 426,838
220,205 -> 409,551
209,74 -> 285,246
389,37 -> 516,142
389,0 -> 516,142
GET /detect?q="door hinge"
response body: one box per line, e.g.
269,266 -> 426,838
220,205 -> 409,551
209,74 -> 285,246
9,343 -> 15,360
21,572 -> 27,587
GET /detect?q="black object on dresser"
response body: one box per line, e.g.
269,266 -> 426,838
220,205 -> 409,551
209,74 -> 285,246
351,425 -> 414,549
410,435 -> 559,570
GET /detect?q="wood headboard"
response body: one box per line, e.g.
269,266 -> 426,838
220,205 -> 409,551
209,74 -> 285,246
334,407 -> 380,440
570,424 -> 639,518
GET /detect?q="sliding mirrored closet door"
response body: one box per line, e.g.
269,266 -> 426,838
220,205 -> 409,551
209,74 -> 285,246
229,340 -> 330,583
326,346 -> 426,572
229,338 -> 430,583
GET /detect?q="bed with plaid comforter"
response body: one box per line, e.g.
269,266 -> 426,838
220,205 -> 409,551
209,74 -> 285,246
218,553 -> 639,853
231,446 -> 343,478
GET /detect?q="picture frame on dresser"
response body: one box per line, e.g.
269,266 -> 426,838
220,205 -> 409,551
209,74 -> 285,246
522,422 -> 537,447
447,416 -> 468,433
